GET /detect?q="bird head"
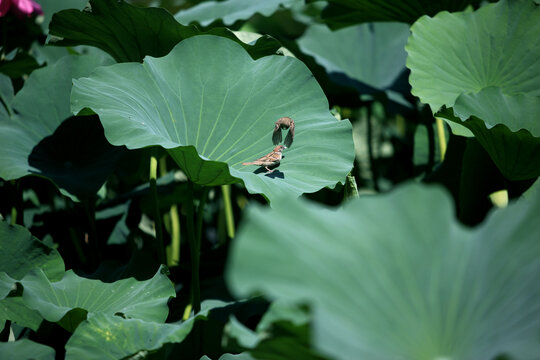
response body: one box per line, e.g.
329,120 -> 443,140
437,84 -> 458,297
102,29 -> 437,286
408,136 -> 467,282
273,145 -> 286,152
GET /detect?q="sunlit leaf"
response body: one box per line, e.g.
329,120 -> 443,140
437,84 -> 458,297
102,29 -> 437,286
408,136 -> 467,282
71,35 -> 354,203
65,300 -> 228,360
406,0 -> 540,180
20,266 -> 175,331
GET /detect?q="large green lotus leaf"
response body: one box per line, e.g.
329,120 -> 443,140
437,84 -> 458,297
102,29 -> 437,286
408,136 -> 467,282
297,22 -> 410,91
227,183 -> 540,360
175,0 -> 299,27
71,35 -> 354,202
406,0 -> 540,112
0,339 -> 55,360
0,53 -> 126,200
20,266 -> 175,331
318,0 -> 483,28
49,0 -> 282,63
64,300 -> 227,360
436,87 -> 540,180
0,221 -> 64,281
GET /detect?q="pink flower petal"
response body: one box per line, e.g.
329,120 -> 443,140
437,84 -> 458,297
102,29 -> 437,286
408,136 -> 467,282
11,0 -> 42,17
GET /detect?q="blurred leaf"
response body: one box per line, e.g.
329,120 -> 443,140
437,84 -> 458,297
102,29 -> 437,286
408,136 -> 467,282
65,300 -> 228,360
71,35 -> 354,203
20,265 -> 175,332
0,52 -> 41,78
0,74 -> 14,117
38,0 -> 88,32
406,0 -> 540,112
319,0 -> 483,28
49,0 -> 283,63
0,339 -> 55,360
0,220 -> 64,281
297,22 -> 410,94
0,53 -> 127,200
175,0 -> 299,27
228,183 -> 540,360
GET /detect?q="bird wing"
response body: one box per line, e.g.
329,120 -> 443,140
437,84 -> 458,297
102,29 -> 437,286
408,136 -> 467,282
284,119 -> 294,147
272,123 -> 282,145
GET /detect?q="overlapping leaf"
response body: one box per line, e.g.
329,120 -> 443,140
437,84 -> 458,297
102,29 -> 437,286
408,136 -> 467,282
20,266 -> 175,331
297,22 -> 410,97
407,0 -> 540,111
319,0 -> 483,28
49,0 -> 282,63
0,53 -> 126,200
0,220 -> 64,281
0,339 -> 55,360
175,0 -> 299,27
227,183 -> 540,360
71,35 -> 354,203
65,300 -> 227,360
406,0 -> 540,179
38,0 -> 88,32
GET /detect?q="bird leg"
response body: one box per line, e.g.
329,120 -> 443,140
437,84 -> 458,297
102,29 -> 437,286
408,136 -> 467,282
265,166 -> 275,173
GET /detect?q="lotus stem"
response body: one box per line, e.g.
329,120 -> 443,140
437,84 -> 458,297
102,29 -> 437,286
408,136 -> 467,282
168,204 -> 181,266
186,180 -> 201,314
435,117 -> 447,161
221,185 -> 235,238
366,103 -> 379,191
149,148 -> 165,264
159,156 -> 181,267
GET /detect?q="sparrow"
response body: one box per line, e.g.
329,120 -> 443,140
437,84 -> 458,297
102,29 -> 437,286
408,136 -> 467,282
272,117 -> 295,147
242,145 -> 286,173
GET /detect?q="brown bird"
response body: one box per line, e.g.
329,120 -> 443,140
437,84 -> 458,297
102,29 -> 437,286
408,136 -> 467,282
272,117 -> 295,147
242,145 -> 286,173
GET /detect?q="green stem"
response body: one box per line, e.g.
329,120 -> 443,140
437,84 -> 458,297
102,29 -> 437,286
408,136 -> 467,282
366,104 -> 379,191
149,149 -> 165,264
435,117 -> 447,161
221,185 -> 235,238
168,204 -> 181,266
196,188 -> 210,243
186,180 -> 201,314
